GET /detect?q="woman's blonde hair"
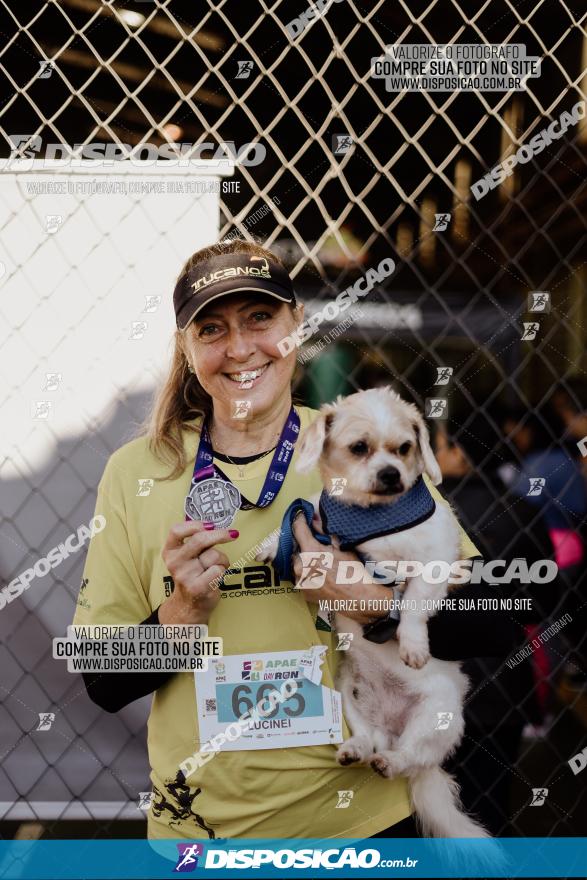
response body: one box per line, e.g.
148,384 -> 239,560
145,238 -> 295,479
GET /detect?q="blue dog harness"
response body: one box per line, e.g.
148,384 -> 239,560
318,476 -> 436,551
272,476 -> 436,581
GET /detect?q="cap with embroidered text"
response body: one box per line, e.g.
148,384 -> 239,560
174,252 -> 296,331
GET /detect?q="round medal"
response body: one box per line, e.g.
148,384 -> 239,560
184,477 -> 241,528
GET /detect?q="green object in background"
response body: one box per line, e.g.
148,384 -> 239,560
305,343 -> 355,407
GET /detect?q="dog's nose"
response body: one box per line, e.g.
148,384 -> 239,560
376,466 -> 401,489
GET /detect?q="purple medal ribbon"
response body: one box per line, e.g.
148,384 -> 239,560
184,406 -> 300,526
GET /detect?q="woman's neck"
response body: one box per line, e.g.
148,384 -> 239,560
209,394 -> 293,456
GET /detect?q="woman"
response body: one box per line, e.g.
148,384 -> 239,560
75,239 -> 514,841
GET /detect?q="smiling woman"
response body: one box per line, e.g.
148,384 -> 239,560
73,238 -> 514,844
72,238 -> 420,841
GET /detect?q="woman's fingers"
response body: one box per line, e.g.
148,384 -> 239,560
174,560 -> 227,593
161,521 -> 238,607
183,527 -> 239,556
163,519 -> 207,552
199,547 -> 230,571
291,513 -> 321,550
292,513 -> 340,552
162,523 -> 238,566
292,554 -> 302,580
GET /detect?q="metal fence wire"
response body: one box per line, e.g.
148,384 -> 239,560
1,0 -> 586,841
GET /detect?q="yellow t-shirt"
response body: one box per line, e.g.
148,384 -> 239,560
73,405 -> 478,841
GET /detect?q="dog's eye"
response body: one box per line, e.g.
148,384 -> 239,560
398,442 -> 412,455
349,440 -> 369,456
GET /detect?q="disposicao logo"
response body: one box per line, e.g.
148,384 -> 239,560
201,847 -> 381,870
174,843 -> 204,872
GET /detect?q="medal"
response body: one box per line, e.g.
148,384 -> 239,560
184,474 -> 241,528
184,406 -> 300,526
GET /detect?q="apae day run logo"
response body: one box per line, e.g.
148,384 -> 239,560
174,843 -> 204,872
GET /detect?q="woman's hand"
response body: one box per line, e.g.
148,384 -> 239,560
291,516 -> 392,626
158,520 -> 238,625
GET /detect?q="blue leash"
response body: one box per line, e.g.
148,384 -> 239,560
272,498 -> 331,583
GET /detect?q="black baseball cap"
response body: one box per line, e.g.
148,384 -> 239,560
173,252 -> 296,331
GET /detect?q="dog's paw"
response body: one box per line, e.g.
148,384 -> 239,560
370,750 -> 410,778
370,752 -> 398,778
336,737 -> 370,766
255,534 -> 279,563
398,640 -> 430,669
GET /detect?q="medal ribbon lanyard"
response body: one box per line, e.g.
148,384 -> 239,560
184,406 -> 300,522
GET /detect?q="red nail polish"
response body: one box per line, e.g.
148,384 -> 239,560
229,529 -> 239,538
203,522 -> 215,530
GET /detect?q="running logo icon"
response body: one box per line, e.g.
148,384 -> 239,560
530,788 -> 548,806
43,373 -> 62,391
297,551 -> 334,589
233,400 -> 252,418
143,295 -> 162,313
336,790 -> 354,808
522,322 -> 540,341
45,215 -> 63,234
174,843 -> 203,872
235,60 -> 254,79
129,321 -> 148,340
336,633 -> 353,651
37,61 -> 55,79
425,398 -> 448,419
332,134 -> 353,154
329,477 -> 347,496
136,479 -> 154,497
435,366 -> 453,385
36,713 -> 55,731
433,213 -> 451,231
32,401 -> 52,420
527,477 -> 545,497
435,711 -> 454,730
8,134 -> 42,159
528,291 -> 550,313
137,791 -> 154,810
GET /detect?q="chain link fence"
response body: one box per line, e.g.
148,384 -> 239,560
1,0 -> 586,842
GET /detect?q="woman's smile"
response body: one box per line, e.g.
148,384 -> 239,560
223,361 -> 271,388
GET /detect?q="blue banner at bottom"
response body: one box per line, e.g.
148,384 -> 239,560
0,837 -> 585,879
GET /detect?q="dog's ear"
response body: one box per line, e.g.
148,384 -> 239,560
413,414 -> 442,485
295,410 -> 335,473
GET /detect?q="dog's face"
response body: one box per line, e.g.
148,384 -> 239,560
295,387 -> 442,506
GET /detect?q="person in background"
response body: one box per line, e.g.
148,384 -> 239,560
551,383 -> 587,481
435,410 -> 557,834
500,407 -> 586,571
499,404 -> 587,685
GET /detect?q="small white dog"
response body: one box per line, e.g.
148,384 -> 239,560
260,387 -> 489,838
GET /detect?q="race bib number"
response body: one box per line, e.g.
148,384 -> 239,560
194,650 -> 343,751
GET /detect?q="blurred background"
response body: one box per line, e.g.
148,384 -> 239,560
0,0 -> 586,845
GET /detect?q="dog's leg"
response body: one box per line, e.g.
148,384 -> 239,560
371,693 -> 464,779
336,670 -> 381,766
396,574 -> 449,668
255,530 -> 280,563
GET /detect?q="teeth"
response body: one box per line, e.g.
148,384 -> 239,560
226,364 -> 268,383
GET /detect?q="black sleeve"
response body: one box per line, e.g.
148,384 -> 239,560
427,581 -> 518,661
363,579 -> 518,660
81,607 -> 175,713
